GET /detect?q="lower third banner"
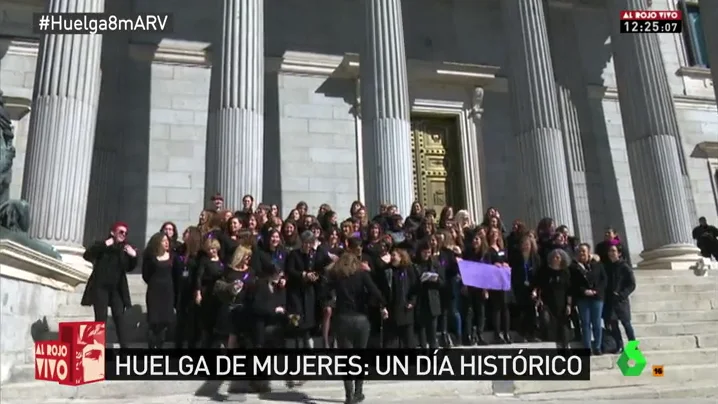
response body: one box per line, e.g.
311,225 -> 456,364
105,348 -> 590,381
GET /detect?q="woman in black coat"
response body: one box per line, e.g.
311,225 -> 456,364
485,227 -> 512,344
253,228 -> 287,276
142,232 -> 177,349
570,243 -> 607,355
413,241 -> 444,348
247,264 -> 288,393
214,246 -> 256,348
285,231 -> 321,348
382,247 -> 418,348
603,244 -> 636,352
535,249 -> 573,348
195,238 -> 225,348
510,234 -> 542,342
81,222 -> 138,348
161,221 -> 182,253
173,226 -> 202,348
461,230 -> 489,345
437,230 -> 462,346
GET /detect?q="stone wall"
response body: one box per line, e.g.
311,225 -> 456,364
0,277 -> 65,382
276,74 -> 359,218
678,104 -> 718,226
145,64 -> 210,241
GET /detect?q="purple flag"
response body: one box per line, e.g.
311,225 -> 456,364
458,260 -> 511,291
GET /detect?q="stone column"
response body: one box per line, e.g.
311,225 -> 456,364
205,0 -> 264,208
500,0 -> 575,231
21,0 -> 104,271
360,0 -> 414,216
700,1 -> 718,103
548,7 -> 594,246
607,0 -> 699,269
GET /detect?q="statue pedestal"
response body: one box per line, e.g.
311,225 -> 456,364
54,244 -> 93,278
0,239 -> 88,383
636,244 -> 703,270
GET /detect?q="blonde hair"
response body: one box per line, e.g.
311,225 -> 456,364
230,246 -> 252,269
203,238 -> 221,252
329,252 -> 360,278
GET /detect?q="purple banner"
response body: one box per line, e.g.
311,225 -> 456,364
458,260 -> 511,291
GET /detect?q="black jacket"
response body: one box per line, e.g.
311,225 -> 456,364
384,265 -> 418,326
603,259 -> 635,321
81,241 -> 137,308
414,257 -> 445,319
569,260 -> 607,301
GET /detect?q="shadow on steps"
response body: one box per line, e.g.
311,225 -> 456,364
30,304 -> 147,345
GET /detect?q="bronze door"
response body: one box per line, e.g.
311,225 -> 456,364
410,117 -> 465,213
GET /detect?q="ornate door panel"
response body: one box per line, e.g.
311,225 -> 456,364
410,118 -> 464,213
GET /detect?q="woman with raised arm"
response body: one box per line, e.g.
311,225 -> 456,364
142,232 -> 176,349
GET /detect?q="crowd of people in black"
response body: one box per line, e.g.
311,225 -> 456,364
81,193 -> 641,400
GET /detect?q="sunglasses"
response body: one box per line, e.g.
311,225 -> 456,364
116,230 -> 127,236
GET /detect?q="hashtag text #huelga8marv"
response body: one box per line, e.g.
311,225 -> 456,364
33,13 -> 174,34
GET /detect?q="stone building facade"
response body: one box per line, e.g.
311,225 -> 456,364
0,0 -> 717,268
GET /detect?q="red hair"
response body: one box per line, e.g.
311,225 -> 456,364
111,222 -> 128,232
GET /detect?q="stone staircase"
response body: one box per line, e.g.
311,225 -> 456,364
1,271 -> 716,401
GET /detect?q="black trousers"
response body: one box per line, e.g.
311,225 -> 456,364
174,302 -> 200,348
489,291 -> 510,335
462,289 -> 485,341
569,304 -> 582,340
200,297 -> 220,348
417,316 -> 439,348
539,306 -> 568,347
148,323 -> 170,349
383,323 -> 415,348
514,288 -> 537,338
698,236 -> 718,260
333,314 -> 370,400
250,323 -> 286,391
92,286 -> 127,347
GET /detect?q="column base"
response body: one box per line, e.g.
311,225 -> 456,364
636,244 -> 702,270
54,245 -> 93,277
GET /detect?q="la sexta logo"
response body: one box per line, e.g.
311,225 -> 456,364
35,321 -> 106,385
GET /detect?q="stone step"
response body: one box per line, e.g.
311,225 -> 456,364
588,347 -> 717,371
518,379 -> 718,400
513,363 -> 717,394
631,273 -> 718,284
635,282 -> 717,294
632,297 -> 716,312
631,321 -> 718,337
569,333 -> 718,350
0,378 -> 493,400
630,291 -> 716,305
633,308 -> 718,324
